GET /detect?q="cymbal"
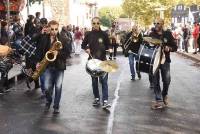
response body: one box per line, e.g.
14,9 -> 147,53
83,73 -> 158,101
143,37 -> 162,45
100,60 -> 119,73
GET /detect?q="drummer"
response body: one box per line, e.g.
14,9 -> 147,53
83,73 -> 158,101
81,17 -> 112,109
149,18 -> 177,109
124,25 -> 142,81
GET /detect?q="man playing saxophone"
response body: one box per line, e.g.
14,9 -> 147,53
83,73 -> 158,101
124,25 -> 142,81
35,20 -> 69,114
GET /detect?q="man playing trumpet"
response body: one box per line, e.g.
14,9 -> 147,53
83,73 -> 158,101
124,25 -> 142,81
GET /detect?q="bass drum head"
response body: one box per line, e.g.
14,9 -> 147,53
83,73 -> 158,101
136,43 -> 155,74
152,46 -> 161,74
86,59 -> 106,77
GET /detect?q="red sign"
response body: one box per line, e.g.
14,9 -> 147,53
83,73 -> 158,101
0,0 -> 25,12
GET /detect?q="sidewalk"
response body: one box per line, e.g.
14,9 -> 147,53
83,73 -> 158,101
176,51 -> 200,62
3,64 -> 24,85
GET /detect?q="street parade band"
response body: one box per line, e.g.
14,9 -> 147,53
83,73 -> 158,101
0,14 -> 178,114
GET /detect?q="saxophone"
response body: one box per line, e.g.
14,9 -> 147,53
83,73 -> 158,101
31,38 -> 63,80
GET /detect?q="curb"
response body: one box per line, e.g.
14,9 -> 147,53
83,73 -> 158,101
176,52 -> 200,63
8,73 -> 25,86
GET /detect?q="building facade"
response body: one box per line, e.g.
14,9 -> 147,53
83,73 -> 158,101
171,4 -> 200,26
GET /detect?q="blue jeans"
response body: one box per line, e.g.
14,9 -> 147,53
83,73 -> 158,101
40,73 -> 45,94
43,67 -> 64,109
128,53 -> 138,79
91,73 -> 108,102
153,62 -> 171,101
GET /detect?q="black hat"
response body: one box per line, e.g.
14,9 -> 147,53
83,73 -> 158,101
40,18 -> 48,25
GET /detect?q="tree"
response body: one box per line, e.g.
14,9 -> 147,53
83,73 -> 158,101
122,0 -> 200,26
29,0 -> 43,5
98,6 -> 124,27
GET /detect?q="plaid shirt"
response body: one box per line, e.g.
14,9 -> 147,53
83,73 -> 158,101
19,35 -> 36,57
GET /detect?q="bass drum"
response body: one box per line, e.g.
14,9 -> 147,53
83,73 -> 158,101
136,42 -> 162,75
85,59 -> 106,77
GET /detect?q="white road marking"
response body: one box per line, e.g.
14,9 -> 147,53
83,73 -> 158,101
106,70 -> 124,134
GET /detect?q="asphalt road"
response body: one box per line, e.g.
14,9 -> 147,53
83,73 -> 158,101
0,53 -> 200,134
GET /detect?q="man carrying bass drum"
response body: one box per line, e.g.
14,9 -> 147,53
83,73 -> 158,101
81,17 -> 113,109
149,18 -> 177,109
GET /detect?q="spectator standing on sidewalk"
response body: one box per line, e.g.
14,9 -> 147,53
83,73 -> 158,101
74,26 -> 83,55
0,21 -> 13,93
182,24 -> 190,53
12,15 -> 24,51
192,22 -> 199,54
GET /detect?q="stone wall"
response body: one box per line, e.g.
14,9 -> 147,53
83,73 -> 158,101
44,0 -> 69,26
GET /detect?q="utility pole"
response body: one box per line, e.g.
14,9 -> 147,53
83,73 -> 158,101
27,0 -> 30,15
6,0 -> 11,46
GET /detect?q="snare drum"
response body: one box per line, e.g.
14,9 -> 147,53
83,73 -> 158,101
85,59 -> 106,77
136,42 -> 162,75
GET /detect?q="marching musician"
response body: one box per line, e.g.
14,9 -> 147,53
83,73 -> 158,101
35,20 -> 69,114
81,17 -> 112,109
149,18 -> 177,109
109,22 -> 119,60
124,25 -> 142,81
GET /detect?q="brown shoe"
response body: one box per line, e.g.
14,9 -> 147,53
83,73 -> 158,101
163,96 -> 169,106
151,101 -> 164,110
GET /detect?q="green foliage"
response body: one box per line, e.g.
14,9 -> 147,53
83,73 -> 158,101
122,0 -> 200,26
100,16 -> 111,27
29,0 -> 43,5
119,14 -> 129,18
98,6 -> 125,27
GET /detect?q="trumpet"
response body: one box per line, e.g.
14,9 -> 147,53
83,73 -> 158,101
124,31 -> 140,51
132,31 -> 140,43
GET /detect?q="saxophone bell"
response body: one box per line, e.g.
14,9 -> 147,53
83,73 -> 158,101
45,50 -> 58,62
45,40 -> 62,62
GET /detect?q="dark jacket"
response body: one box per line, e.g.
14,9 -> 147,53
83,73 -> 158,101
60,29 -> 73,54
81,30 -> 111,61
124,32 -> 143,54
149,30 -> 177,63
34,33 -> 69,70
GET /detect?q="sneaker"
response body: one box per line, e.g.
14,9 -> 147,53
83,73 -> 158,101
44,103 -> 50,112
92,98 -> 100,106
113,57 -> 116,60
102,100 -> 111,109
131,78 -> 135,81
53,108 -> 60,114
109,57 -> 112,60
149,83 -> 154,89
151,101 -> 164,110
0,90 -> 5,95
193,52 -> 197,54
163,96 -> 169,106
131,76 -> 135,81
138,73 -> 141,80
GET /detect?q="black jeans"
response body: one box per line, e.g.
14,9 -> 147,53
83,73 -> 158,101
183,39 -> 188,52
109,43 -> 118,58
153,62 -> 171,101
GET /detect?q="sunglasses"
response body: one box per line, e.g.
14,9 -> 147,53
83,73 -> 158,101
92,22 -> 100,25
51,28 -> 58,31
154,22 -> 160,25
